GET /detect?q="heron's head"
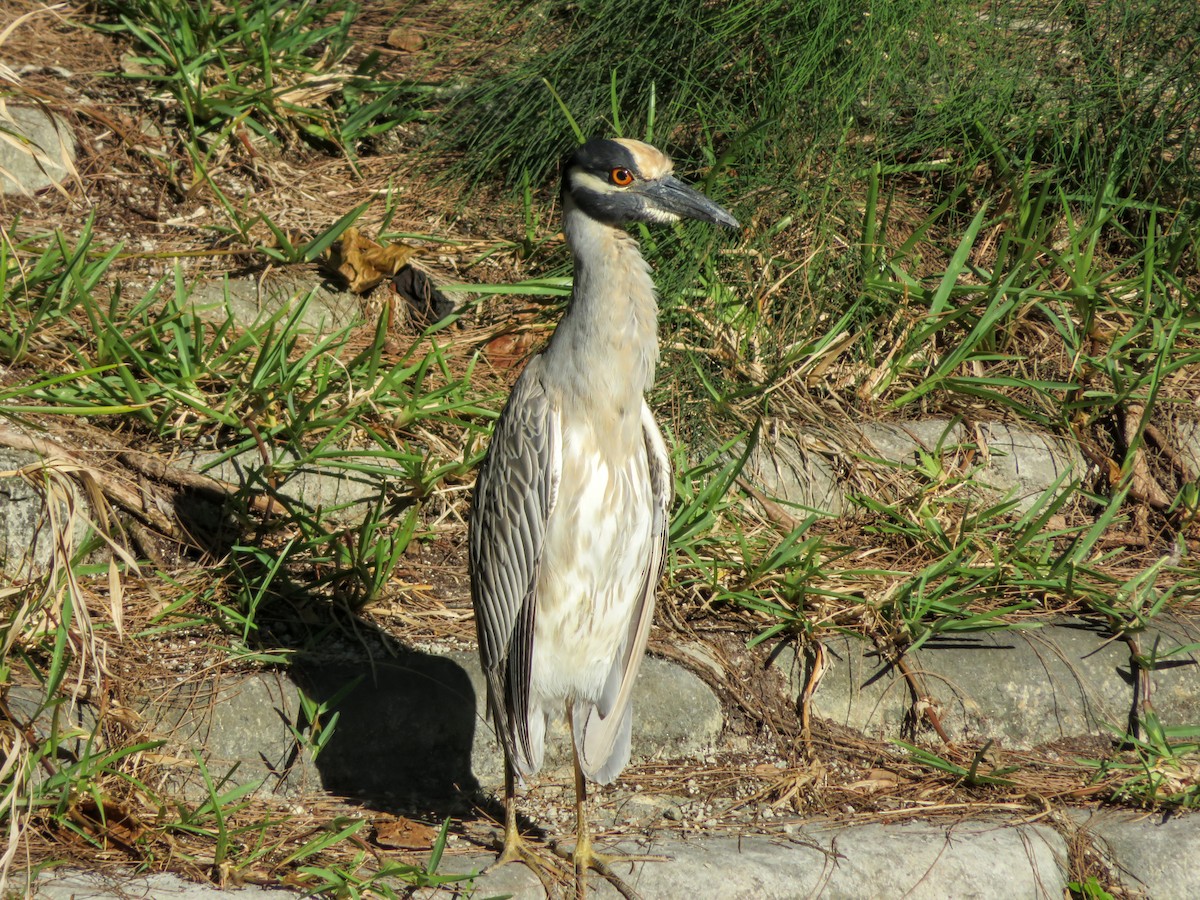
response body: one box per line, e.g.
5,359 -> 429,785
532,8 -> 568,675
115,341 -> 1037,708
562,137 -> 739,230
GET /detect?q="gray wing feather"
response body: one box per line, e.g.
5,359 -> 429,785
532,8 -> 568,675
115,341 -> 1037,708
574,402 -> 672,784
469,359 -> 559,776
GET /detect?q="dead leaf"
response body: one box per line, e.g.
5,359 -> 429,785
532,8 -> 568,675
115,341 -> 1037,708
72,798 -> 147,849
386,27 -> 425,52
846,768 -> 905,792
328,227 -> 420,294
485,331 -> 539,369
374,816 -> 438,850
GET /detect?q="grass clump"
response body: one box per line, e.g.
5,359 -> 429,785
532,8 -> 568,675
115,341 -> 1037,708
91,0 -> 418,158
0,216 -> 485,892
445,0 -> 1200,201
437,0 -> 1200,468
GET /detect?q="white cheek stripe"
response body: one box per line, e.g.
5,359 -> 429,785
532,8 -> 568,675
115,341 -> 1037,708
572,169 -> 622,196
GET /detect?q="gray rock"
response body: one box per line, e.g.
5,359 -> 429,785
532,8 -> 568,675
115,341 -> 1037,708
185,272 -> 363,336
454,820 -> 1068,899
128,651 -> 721,804
21,820 -> 1072,898
27,869 -> 299,898
0,106 -> 77,194
177,444 -> 401,530
974,421 -> 1082,509
778,619 -> 1200,748
740,433 -> 845,516
455,652 -> 723,788
859,419 -> 1081,512
1084,811 -> 1200,900
0,447 -> 90,575
741,418 -> 1083,518
630,655 -> 725,756
291,650 -> 483,803
21,825 -> 1070,900
859,419 -> 967,465
5,684 -> 100,789
138,671 -> 320,799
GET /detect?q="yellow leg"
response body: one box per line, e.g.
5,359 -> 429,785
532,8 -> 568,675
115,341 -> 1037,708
487,763 -> 564,897
563,713 -> 667,900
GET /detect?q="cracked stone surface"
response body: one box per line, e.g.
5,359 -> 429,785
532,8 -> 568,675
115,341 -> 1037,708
740,433 -> 845,515
175,444 -> 402,531
1081,810 -> 1200,900
776,618 -> 1200,748
742,418 -> 1084,517
0,106 -> 77,194
185,273 -> 363,335
127,651 -> 722,803
0,448 -> 90,575
28,871 -> 298,898
860,419 -> 1082,513
27,820 -> 1071,898
453,820 -> 1069,898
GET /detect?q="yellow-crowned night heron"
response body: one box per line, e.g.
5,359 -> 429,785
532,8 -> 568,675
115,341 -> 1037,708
469,137 -> 738,896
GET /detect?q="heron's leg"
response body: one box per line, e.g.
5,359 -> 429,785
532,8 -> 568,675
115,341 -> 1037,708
491,764 -> 526,865
486,761 -> 563,897
563,713 -> 667,900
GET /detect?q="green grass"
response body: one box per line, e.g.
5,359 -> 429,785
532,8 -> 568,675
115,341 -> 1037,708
91,0 -> 420,158
1088,710 -> 1200,808
86,0 -> 426,250
0,2 -> 487,889
0,217 -> 487,889
437,0 -> 1200,439
446,0 -> 1200,196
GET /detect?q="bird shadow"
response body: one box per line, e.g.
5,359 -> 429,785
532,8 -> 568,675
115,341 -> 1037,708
173,483 -> 483,820
290,625 -> 483,815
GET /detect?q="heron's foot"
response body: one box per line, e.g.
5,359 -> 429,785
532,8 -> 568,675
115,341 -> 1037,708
487,827 -> 568,898
552,840 -> 670,900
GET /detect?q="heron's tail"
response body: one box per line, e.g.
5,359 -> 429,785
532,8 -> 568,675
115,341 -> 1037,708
572,699 -> 632,785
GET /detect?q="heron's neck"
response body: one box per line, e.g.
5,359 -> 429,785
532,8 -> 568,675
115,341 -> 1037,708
541,205 -> 660,408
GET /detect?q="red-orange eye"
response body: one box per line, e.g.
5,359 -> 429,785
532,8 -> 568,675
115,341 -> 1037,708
609,167 -> 634,186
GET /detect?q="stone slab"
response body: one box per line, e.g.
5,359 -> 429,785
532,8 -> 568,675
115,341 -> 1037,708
1082,811 -> 1200,900
137,670 -> 321,800
451,819 -> 1068,899
0,448 -> 90,575
306,650 -> 723,796
128,651 -> 722,805
740,433 -> 845,516
20,819 -> 1070,898
859,419 -> 1081,512
175,444 -> 401,537
0,106 -> 77,194
26,870 -> 297,898
1175,418 -> 1200,480
185,273 -> 362,336
742,418 -> 1083,518
777,618 -> 1200,748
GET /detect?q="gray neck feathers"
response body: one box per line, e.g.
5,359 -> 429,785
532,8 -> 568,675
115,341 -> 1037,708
540,200 -> 661,409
